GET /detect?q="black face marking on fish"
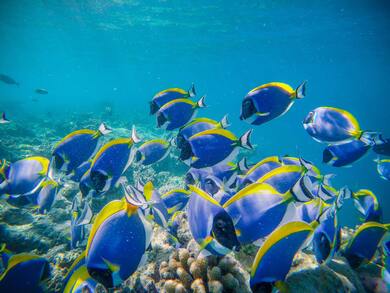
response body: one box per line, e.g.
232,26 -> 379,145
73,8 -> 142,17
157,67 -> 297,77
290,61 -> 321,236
179,140 -> 193,161
240,98 -> 256,120
90,170 -> 108,193
79,181 -> 91,197
176,134 -> 187,150
87,267 -> 114,289
54,154 -> 64,170
322,148 -> 333,164
149,101 -> 159,115
185,172 -> 196,185
251,281 -> 273,293
212,211 -> 241,252
135,150 -> 143,162
157,112 -> 167,128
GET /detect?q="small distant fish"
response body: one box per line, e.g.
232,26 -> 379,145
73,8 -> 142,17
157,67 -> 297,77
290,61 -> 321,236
323,140 -> 371,167
150,84 -> 196,114
0,74 -> 19,86
134,138 -> 171,166
303,107 -> 377,145
343,221 -> 389,268
240,81 -> 306,125
35,88 -> 48,94
156,96 -> 206,130
71,197 -> 93,249
250,221 -> 316,292
161,188 -> 191,215
375,158 -> 390,181
0,112 -> 10,124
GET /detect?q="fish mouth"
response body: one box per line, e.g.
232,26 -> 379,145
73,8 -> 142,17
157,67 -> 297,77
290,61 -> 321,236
149,101 -> 159,115
90,170 -> 109,193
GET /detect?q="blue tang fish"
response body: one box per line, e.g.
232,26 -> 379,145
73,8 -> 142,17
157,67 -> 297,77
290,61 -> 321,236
85,195 -> 152,288
375,158 -> 390,181
135,139 -> 171,166
295,198 -> 330,223
50,123 -> 111,176
28,179 -> 59,214
150,84 -> 196,115
223,183 -> 298,245
352,189 -> 382,223
312,209 -> 340,264
323,140 -> 371,167
161,188 -> 191,215
303,107 -> 377,145
240,81 -> 306,125
62,252 -> 99,293
0,156 -> 49,197
202,175 -> 234,205
250,221 -> 316,292
344,221 -> 389,268
0,251 -> 50,293
237,156 -> 282,188
176,115 -> 229,148
188,185 -> 240,256
83,126 -> 140,196
179,128 -> 253,168
156,96 -> 206,130
71,197 -> 93,249
208,157 -> 248,188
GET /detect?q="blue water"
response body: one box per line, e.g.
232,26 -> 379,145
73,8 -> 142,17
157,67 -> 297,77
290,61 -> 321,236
1,0 -> 389,228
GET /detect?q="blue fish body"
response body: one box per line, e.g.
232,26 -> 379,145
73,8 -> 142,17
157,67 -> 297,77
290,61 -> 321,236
238,156 -> 281,188
188,185 -> 239,256
135,139 -> 170,166
295,198 -> 327,223
223,183 -> 294,245
161,189 -> 191,215
344,222 -> 389,268
70,161 -> 92,182
182,129 -> 252,168
312,210 -> 339,263
157,98 -> 205,130
52,128 -> 102,174
373,138 -> 390,156
352,189 -> 382,223
250,221 -> 314,290
27,179 -> 59,214
88,136 -> 137,195
0,156 -> 49,196
0,253 -> 50,293
240,82 -> 306,125
303,107 -> 363,144
376,159 -> 390,181
185,168 -> 210,186
323,140 -> 370,167
150,86 -> 194,114
86,198 -> 152,288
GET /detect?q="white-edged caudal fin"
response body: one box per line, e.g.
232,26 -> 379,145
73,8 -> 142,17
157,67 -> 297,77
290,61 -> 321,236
76,201 -> 93,226
237,157 -> 249,172
131,125 -> 141,143
372,134 -> 387,146
188,83 -> 196,97
98,123 -> 112,135
360,131 -> 380,146
196,95 -> 207,108
335,186 -> 351,210
220,114 -> 230,129
295,80 -> 307,99
322,174 -> 336,186
238,129 -> 253,150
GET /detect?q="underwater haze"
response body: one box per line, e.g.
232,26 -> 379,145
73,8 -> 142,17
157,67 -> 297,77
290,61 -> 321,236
1,0 -> 390,292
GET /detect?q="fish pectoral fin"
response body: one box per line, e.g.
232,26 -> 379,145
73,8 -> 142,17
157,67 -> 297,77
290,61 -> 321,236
255,111 -> 270,116
102,257 -> 120,272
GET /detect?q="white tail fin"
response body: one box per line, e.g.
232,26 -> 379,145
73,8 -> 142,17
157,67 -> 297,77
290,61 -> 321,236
131,126 -> 141,143
220,114 -> 230,129
196,95 -> 207,108
238,129 -> 253,150
98,123 -> 112,135
188,83 -> 196,98
360,131 -> 380,146
322,174 -> 336,186
237,157 -> 249,172
295,80 -> 307,99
